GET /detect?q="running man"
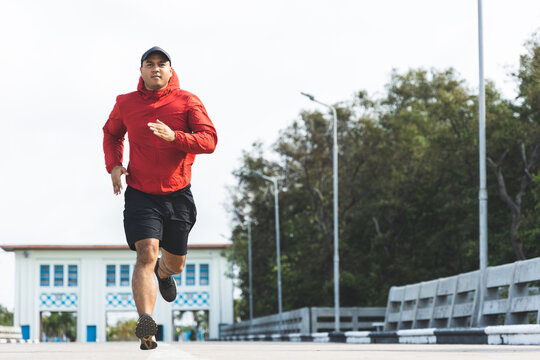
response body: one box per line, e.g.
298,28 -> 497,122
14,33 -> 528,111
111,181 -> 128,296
103,46 -> 217,350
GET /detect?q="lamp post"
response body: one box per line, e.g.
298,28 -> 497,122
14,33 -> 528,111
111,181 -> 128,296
477,0 -> 488,272
252,170 -> 283,333
247,218 -> 254,324
300,92 -> 340,332
474,0 -> 488,327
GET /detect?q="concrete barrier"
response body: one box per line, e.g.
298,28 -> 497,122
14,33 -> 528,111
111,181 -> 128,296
0,326 -> 21,340
0,326 -> 37,344
434,328 -> 487,344
344,331 -> 371,344
311,332 -> 329,343
384,256 -> 540,331
220,325 -> 540,345
486,324 -> 540,345
221,306 -> 385,338
397,328 -> 436,344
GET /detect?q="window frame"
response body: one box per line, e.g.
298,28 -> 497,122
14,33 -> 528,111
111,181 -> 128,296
173,272 -> 182,286
185,264 -> 195,286
68,264 -> 78,287
54,265 -> 64,287
120,264 -> 130,287
106,264 -> 116,287
40,265 -> 50,287
199,264 -> 209,286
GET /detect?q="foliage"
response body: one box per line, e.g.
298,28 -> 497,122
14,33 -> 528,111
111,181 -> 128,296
0,305 -> 13,326
42,312 -> 76,341
173,310 -> 209,341
227,36 -> 540,320
506,35 -> 540,259
107,319 -> 137,341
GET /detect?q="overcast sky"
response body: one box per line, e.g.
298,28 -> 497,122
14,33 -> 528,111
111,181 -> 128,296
1,0 -> 539,310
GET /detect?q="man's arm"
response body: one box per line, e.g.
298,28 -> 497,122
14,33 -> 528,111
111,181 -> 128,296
110,165 -> 129,195
103,101 -> 128,195
147,95 -> 217,154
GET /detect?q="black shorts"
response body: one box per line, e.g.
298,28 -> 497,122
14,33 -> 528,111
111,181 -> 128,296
123,185 -> 197,256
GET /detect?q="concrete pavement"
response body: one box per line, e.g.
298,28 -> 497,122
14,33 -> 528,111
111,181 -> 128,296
1,341 -> 540,360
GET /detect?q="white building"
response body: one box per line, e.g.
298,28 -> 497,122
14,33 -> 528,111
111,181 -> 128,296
0,244 -> 233,342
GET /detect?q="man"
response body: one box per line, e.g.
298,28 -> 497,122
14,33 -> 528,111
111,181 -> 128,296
103,46 -> 217,350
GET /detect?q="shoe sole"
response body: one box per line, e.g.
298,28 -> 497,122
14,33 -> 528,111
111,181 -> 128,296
136,314 -> 158,349
140,337 -> 158,350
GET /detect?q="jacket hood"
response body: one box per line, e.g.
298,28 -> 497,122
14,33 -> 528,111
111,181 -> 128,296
137,68 -> 180,98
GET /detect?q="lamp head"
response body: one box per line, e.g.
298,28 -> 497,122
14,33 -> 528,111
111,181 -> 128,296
300,92 -> 315,101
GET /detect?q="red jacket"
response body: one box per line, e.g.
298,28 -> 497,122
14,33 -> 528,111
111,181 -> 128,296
103,69 -> 217,194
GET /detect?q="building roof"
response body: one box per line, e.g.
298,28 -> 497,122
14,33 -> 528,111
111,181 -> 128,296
0,243 -> 231,251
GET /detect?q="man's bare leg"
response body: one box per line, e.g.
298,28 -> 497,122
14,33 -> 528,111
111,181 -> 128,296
157,247 -> 186,278
133,238 -> 160,315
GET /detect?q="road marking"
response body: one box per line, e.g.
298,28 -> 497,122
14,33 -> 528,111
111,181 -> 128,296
147,343 -> 208,360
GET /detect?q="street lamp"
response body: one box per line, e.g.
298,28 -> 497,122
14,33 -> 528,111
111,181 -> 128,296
301,92 -> 341,332
252,170 -> 283,333
247,218 -> 254,324
477,0 -> 487,272
474,0 -> 488,327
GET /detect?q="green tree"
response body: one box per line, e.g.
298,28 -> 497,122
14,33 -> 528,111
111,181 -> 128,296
42,312 -> 76,341
487,34 -> 540,261
0,305 -> 13,326
106,319 -> 137,341
228,37 -> 540,319
172,311 -> 209,341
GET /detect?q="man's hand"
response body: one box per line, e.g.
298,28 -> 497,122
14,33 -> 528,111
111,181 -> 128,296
148,119 -> 175,142
111,166 -> 129,195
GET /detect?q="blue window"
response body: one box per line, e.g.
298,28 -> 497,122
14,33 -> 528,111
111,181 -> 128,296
106,265 -> 116,286
40,265 -> 50,287
173,273 -> 182,286
54,265 -> 64,287
120,265 -> 130,286
68,265 -> 78,287
186,264 -> 195,285
199,264 -> 209,285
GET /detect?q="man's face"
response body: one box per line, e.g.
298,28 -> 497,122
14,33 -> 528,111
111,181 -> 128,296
140,53 -> 172,91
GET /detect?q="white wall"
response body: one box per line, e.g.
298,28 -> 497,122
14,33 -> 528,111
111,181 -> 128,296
13,247 -> 233,342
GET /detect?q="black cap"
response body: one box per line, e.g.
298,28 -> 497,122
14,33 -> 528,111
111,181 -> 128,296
141,46 -> 171,65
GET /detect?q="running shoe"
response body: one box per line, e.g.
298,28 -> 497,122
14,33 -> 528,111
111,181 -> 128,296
154,258 -> 177,302
135,313 -> 158,350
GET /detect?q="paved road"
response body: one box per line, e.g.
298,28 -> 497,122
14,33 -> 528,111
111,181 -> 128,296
1,341 -> 540,360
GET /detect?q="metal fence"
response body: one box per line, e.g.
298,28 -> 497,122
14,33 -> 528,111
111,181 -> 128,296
220,307 -> 385,338
384,256 -> 540,330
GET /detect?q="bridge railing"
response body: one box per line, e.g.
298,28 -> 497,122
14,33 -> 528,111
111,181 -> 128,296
384,256 -> 540,331
221,307 -> 310,337
220,307 -> 385,338
0,326 -> 22,343
310,307 -> 385,333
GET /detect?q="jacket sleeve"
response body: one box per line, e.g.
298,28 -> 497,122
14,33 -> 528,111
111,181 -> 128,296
173,94 -> 218,154
103,100 -> 127,173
